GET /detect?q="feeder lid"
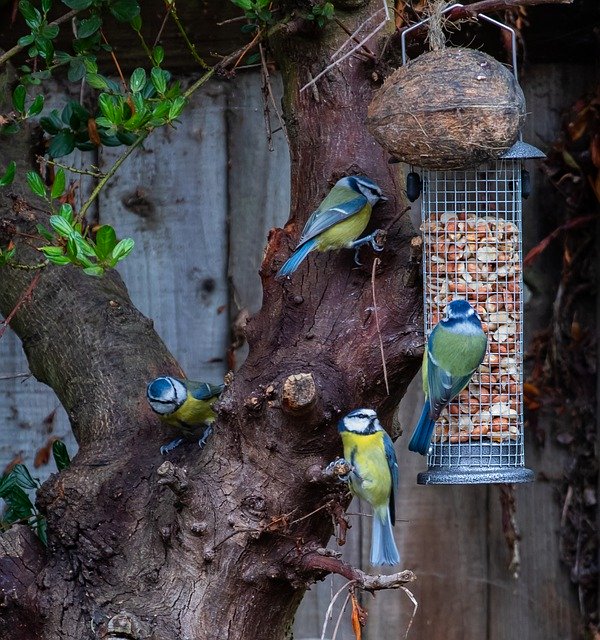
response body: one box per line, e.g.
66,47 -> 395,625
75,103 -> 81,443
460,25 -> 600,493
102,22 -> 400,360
500,140 -> 546,159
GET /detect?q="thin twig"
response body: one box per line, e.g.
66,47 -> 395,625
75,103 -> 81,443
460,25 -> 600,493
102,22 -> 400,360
259,43 -> 290,148
40,157 -> 105,178
400,585 -> 418,639
0,373 -> 31,380
320,581 -> 354,640
101,31 -> 128,92
165,0 -> 210,70
153,7 -> 171,47
0,271 -> 42,340
371,257 -> 389,395
0,9 -> 79,67
301,8 -> 388,93
331,590 -> 352,640
333,17 -> 376,59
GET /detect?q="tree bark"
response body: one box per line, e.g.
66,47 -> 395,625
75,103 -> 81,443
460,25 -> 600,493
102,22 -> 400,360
0,3 -> 421,638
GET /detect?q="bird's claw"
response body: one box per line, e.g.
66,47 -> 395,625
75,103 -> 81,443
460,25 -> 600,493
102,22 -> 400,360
198,425 -> 214,449
350,229 -> 386,265
160,437 -> 185,455
325,457 -> 353,483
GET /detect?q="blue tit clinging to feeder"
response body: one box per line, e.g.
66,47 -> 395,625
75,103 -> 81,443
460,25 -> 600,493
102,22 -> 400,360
146,376 -> 225,454
338,408 -> 400,566
276,175 -> 387,279
408,299 -> 488,456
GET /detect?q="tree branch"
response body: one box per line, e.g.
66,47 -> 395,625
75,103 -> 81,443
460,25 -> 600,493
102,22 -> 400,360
295,548 -> 416,592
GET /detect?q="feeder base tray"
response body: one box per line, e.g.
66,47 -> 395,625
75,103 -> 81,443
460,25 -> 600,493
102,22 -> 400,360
417,466 -> 534,485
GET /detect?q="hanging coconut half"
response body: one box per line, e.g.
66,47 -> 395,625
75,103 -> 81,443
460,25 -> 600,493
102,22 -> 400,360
367,48 -> 526,169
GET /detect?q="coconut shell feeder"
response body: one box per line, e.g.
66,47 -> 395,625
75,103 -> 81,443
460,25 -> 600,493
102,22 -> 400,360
369,4 -> 544,484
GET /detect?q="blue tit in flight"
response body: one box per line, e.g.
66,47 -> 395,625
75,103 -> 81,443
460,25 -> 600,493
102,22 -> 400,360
408,299 -> 488,455
146,376 -> 225,454
276,175 -> 387,279
338,408 -> 400,566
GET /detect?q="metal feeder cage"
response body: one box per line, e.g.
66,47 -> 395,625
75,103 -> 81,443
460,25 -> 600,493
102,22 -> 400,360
400,7 -> 544,484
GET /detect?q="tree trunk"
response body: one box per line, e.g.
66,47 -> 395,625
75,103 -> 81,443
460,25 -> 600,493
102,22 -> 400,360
0,3 -> 422,638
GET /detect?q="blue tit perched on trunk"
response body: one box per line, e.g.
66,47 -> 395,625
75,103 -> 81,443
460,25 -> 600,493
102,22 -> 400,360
276,175 -> 387,279
338,408 -> 400,566
146,376 -> 225,454
408,299 -> 488,455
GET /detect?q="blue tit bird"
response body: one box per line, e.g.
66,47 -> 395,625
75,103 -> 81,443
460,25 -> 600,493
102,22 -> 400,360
276,175 -> 387,279
338,408 -> 400,566
408,299 -> 488,455
146,376 -> 225,454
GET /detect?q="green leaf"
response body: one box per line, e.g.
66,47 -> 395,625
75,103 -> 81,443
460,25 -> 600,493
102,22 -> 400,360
18,34 -> 35,47
3,486 -> 34,522
152,46 -> 164,66
50,168 -> 66,199
130,14 -> 142,31
0,473 -> 16,496
52,440 -> 71,471
111,237 -> 134,263
26,171 -> 46,197
40,110 -> 63,134
150,67 -> 167,94
41,24 -> 59,39
39,246 -> 65,256
0,161 -> 16,187
48,131 -> 76,158
68,57 -> 86,82
129,68 -> 146,93
49,214 -> 74,237
74,235 -> 96,257
19,1 -> 42,28
94,116 -> 113,129
109,0 -> 140,22
77,15 -> 102,38
46,254 -> 71,265
58,203 -> 73,222
36,223 -> 54,241
168,96 -> 186,121
42,0 -> 52,13
95,225 -> 117,259
61,0 -> 93,8
83,265 -> 104,276
12,85 -> 26,114
231,0 -> 252,9
86,72 -> 110,91
12,464 -> 38,490
27,94 -> 44,117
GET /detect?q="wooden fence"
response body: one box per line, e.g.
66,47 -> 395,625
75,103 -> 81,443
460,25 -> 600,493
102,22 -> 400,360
1,65 -> 593,638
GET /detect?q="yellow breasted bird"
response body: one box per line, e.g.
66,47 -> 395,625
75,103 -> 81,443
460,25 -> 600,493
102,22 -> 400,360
276,175 -> 387,279
338,408 -> 400,566
146,376 -> 225,454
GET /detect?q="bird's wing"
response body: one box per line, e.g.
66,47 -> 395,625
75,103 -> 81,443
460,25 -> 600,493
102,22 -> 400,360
383,432 -> 398,525
187,382 -> 225,401
426,348 -> 474,420
297,195 -> 367,246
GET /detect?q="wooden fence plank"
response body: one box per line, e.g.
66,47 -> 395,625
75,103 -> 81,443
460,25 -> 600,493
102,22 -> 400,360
98,82 -> 230,383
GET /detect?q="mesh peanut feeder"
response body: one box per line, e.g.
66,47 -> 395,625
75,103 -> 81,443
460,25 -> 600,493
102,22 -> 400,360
370,5 -> 543,484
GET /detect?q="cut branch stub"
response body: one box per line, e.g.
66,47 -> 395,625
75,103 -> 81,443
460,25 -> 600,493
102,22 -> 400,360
281,372 -> 318,416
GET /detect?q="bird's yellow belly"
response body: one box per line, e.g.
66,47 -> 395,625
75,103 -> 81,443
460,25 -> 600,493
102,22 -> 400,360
315,206 -> 371,251
341,432 -> 391,507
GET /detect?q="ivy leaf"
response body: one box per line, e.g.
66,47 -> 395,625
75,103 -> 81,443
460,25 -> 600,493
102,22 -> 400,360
109,0 -> 140,22
50,168 -> 66,199
77,15 -> 102,38
12,85 -> 26,115
12,464 -> 38,490
95,225 -> 117,260
0,473 -> 16,496
52,440 -> 71,471
36,517 -> 48,546
48,131 -> 76,158
0,161 -> 16,187
3,486 -> 34,522
111,237 -> 134,263
27,94 -> 44,117
26,171 -> 46,197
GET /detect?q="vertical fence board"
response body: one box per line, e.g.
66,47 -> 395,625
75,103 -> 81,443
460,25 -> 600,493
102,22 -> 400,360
98,83 -> 230,382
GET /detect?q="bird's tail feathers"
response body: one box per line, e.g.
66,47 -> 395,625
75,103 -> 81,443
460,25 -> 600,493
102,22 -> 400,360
371,506 -> 400,566
408,400 -> 436,455
276,238 -> 317,279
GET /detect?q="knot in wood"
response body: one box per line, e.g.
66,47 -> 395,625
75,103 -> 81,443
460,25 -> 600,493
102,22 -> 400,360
241,495 -> 267,519
102,610 -> 148,639
156,461 -> 188,494
281,373 -> 317,415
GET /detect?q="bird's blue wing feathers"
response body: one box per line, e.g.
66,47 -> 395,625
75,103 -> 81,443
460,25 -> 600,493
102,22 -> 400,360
297,195 -> 367,246
188,382 -> 225,401
427,350 -> 472,420
383,432 -> 398,525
